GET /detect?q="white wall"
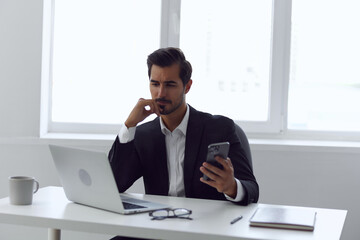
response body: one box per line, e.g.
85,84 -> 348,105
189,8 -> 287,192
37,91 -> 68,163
252,146 -> 360,240
0,0 -> 359,239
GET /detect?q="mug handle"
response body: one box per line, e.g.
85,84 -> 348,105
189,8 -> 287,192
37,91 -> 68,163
33,180 -> 39,194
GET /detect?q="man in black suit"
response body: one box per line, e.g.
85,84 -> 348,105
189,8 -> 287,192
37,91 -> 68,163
108,47 -> 259,240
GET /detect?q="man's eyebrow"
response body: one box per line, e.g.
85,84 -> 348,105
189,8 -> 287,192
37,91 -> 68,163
150,79 -> 178,84
165,80 -> 177,84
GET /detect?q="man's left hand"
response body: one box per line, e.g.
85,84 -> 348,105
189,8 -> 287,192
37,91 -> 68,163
200,156 -> 237,198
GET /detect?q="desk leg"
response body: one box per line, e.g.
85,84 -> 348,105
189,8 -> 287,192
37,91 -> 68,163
48,228 -> 61,240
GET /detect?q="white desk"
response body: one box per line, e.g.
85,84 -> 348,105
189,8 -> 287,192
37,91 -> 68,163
0,187 -> 347,240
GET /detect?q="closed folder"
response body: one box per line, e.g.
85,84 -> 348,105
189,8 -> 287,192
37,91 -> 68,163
249,206 -> 317,231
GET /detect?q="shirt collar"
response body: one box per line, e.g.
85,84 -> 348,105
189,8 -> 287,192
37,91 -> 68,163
160,104 -> 190,136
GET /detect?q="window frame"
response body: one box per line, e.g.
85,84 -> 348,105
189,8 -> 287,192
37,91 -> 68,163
41,0 -> 360,142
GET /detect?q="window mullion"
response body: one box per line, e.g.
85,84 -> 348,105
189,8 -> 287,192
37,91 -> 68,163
268,0 -> 292,133
40,0 -> 55,137
160,0 -> 181,47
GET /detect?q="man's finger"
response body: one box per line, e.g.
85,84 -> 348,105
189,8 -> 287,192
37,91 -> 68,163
140,99 -> 160,116
200,166 -> 219,181
149,101 -> 160,116
202,162 -> 223,176
215,156 -> 232,171
226,157 -> 233,168
200,177 -> 217,188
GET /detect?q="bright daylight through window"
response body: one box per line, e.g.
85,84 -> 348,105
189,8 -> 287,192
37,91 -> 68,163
51,0 -> 161,124
288,0 -> 360,132
48,0 -> 360,137
180,0 -> 272,122
50,0 -> 272,129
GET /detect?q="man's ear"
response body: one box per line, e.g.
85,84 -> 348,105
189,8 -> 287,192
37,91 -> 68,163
185,79 -> 192,94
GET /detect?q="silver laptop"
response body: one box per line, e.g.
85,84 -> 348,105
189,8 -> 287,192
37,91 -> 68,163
49,144 -> 169,214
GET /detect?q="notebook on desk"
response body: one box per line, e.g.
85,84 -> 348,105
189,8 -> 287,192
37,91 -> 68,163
249,206 -> 317,231
49,144 -> 170,214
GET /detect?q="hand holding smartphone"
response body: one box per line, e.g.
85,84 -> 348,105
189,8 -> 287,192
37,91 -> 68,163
203,142 -> 230,181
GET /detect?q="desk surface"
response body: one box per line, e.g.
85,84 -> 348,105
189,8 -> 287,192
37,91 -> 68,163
0,187 -> 347,240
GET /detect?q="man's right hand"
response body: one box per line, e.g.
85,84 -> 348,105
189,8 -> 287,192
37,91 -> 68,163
124,98 -> 160,128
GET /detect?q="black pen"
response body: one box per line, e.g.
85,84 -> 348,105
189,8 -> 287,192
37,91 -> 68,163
230,215 -> 243,224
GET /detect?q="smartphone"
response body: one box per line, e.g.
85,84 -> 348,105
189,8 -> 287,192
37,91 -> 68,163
203,142 -> 230,181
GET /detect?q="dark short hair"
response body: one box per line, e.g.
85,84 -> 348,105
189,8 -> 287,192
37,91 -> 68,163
147,47 -> 192,86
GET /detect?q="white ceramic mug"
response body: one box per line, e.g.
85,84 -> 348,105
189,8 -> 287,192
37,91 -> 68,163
9,176 -> 39,205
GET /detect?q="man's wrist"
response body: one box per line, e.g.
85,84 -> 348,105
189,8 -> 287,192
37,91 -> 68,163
118,123 -> 136,143
224,178 -> 244,202
224,179 -> 237,198
124,120 -> 137,128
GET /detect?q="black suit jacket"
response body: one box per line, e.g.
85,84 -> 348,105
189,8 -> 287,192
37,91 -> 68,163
108,106 -> 259,205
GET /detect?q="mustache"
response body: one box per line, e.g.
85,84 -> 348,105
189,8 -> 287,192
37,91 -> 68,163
155,98 -> 172,104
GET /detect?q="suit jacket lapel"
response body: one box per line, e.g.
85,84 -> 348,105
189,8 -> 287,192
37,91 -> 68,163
147,118 -> 169,195
184,106 -> 204,197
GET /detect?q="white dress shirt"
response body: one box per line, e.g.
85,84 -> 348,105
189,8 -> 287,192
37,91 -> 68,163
118,105 -> 244,201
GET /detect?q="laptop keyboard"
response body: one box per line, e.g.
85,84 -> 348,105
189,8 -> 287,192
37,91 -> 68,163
122,201 -> 146,210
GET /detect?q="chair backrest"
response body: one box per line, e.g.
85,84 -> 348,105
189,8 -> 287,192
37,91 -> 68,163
234,124 -> 253,170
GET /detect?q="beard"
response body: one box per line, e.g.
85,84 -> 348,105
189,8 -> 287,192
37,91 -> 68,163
156,94 -> 185,116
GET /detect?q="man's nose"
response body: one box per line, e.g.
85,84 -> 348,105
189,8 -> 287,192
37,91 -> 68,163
158,85 -> 166,98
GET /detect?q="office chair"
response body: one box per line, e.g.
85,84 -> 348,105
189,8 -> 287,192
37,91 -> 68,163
234,123 -> 253,170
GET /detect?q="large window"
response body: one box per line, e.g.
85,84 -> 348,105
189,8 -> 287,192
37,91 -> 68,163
44,0 -> 360,140
51,0 -> 161,126
180,0 -> 272,122
288,0 -> 360,132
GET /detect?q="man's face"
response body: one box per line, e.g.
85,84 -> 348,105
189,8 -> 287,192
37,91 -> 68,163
149,64 -> 190,115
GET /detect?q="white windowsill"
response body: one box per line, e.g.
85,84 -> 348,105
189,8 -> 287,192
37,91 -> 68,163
43,132 -> 117,141
249,138 -> 360,153
2,132 -> 359,154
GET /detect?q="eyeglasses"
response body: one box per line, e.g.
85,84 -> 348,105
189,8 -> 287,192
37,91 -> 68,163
149,208 -> 192,220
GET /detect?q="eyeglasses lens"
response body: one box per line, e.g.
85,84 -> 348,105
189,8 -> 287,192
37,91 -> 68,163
152,209 -> 169,218
174,208 -> 191,217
